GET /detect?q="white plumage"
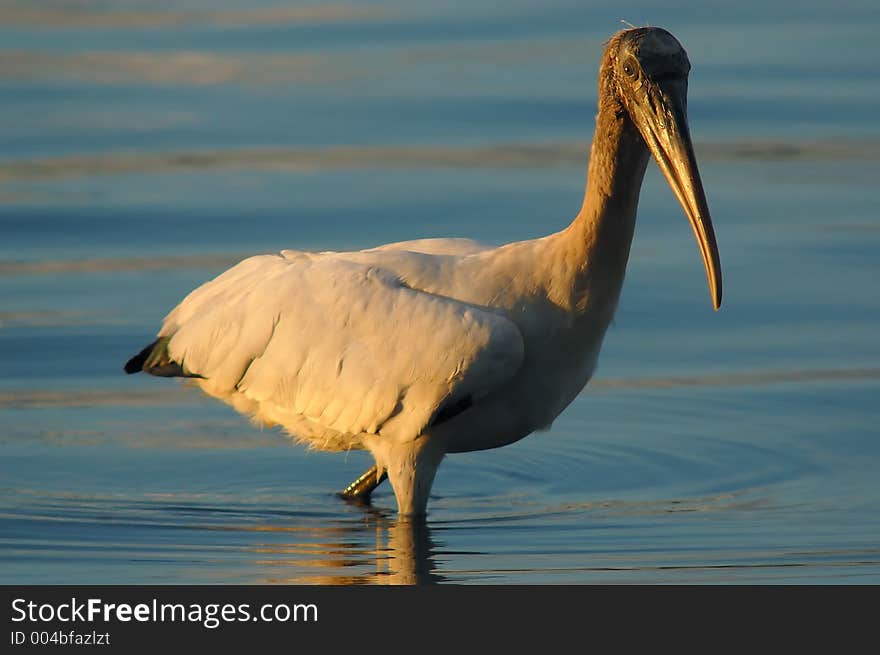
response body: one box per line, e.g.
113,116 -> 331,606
126,28 -> 722,517
161,243 -> 525,452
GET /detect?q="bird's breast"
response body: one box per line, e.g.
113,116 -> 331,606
440,305 -> 610,454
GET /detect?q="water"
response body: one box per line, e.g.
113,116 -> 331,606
1,0 -> 879,584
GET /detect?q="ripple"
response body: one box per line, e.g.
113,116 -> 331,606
2,365 -> 875,410
0,388 -> 195,409
0,3 -> 383,29
1,139 -> 877,184
591,367 -> 880,391
2,472 -> 878,584
0,51 -> 330,87
0,255 -> 243,276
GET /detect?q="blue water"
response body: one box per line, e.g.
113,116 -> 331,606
1,0 -> 878,583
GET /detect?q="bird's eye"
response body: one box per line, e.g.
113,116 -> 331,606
623,59 -> 638,78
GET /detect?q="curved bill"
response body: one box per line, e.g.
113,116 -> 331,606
631,77 -> 723,310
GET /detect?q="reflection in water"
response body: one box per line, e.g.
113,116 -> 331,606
0,487 -> 446,584
376,520 -> 443,585
254,514 -> 443,585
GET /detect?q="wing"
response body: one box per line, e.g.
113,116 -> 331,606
156,251 -> 524,449
370,237 -> 490,257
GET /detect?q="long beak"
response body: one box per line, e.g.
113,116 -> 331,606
632,77 -> 722,310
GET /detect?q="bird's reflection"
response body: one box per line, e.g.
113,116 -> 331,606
250,508 -> 445,585
374,518 -> 443,585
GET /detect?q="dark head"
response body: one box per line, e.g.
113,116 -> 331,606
603,27 -> 722,310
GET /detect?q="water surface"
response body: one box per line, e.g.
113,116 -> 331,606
1,0 -> 878,583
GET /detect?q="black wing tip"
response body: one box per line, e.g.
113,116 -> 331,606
124,340 -> 158,374
123,336 -> 198,378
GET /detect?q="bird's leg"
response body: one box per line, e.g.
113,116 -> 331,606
340,465 -> 388,501
380,437 -> 446,518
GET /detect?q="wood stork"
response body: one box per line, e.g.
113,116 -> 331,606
125,27 -> 722,517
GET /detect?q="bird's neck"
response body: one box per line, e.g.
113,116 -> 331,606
547,99 -> 650,316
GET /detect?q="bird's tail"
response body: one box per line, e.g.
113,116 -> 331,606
124,336 -> 198,377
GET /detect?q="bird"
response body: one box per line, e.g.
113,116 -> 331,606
125,27 -> 722,518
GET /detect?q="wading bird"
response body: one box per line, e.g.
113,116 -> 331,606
125,27 -> 722,517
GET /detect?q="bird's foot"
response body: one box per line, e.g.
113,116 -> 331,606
339,465 -> 387,503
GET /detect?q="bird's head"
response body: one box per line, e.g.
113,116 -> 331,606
603,27 -> 722,310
